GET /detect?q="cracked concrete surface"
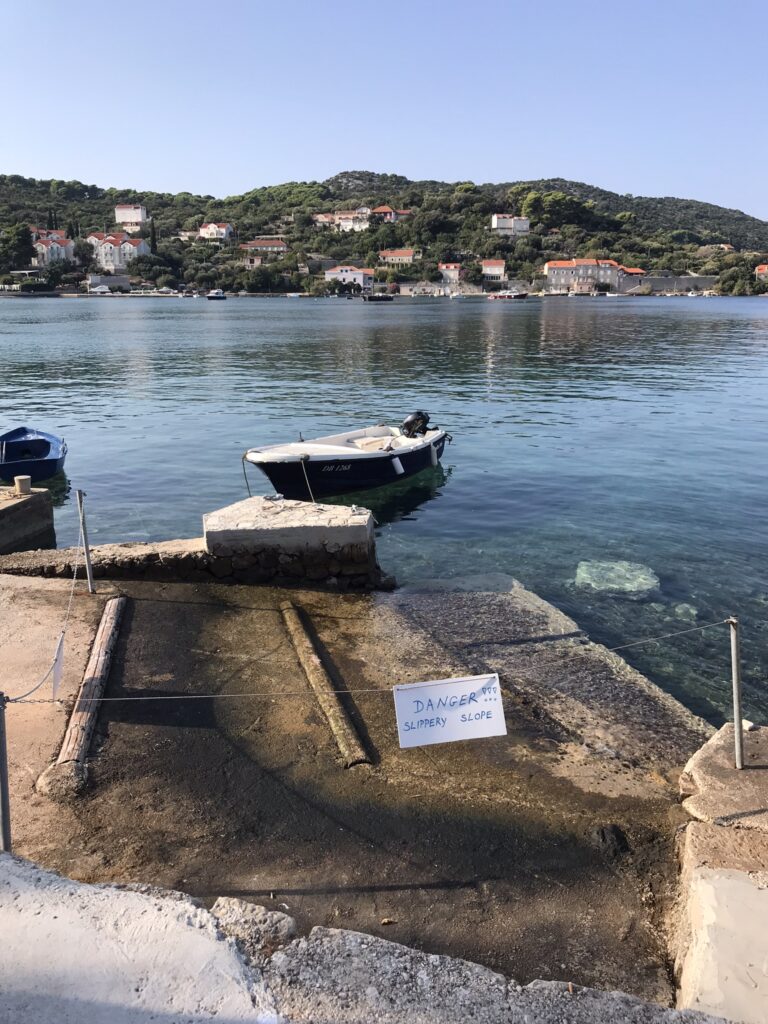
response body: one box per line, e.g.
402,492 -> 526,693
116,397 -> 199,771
0,854 -> 725,1024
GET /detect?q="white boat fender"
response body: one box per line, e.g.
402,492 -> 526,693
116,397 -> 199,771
430,443 -> 438,467
391,456 -> 405,475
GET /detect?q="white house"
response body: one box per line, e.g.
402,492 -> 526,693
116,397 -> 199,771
87,274 -> 131,292
87,232 -> 150,271
323,265 -> 374,293
481,259 -> 506,282
491,214 -> 530,237
438,262 -> 461,284
198,222 -> 235,244
311,208 -> 371,232
32,237 -> 75,266
114,204 -> 148,231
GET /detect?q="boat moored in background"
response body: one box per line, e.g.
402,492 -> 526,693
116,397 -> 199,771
206,289 -> 226,300
487,290 -> 528,301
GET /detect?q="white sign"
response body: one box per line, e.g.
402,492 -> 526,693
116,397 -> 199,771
393,673 -> 507,749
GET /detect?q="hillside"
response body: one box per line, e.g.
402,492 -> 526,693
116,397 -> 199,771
1,170 -> 766,294
503,177 -> 768,251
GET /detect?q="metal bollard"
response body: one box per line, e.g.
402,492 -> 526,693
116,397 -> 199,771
727,617 -> 744,770
13,475 -> 31,496
0,694 -> 11,852
76,489 -> 96,595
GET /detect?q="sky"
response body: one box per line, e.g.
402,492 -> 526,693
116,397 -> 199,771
3,0 -> 767,217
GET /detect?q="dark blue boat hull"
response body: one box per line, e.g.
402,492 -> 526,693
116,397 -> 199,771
257,435 -> 447,499
0,454 -> 67,483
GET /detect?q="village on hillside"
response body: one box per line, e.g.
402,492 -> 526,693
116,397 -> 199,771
2,192 -> 766,297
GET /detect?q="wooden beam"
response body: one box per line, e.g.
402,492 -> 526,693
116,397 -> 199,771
57,596 -> 127,765
280,601 -> 369,768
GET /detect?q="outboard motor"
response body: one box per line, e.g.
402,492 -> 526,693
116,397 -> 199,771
400,411 -> 430,437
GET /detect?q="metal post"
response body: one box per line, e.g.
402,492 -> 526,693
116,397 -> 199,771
76,489 -> 96,594
0,694 -> 11,853
727,617 -> 744,770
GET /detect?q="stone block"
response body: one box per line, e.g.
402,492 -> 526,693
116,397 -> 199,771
203,496 -> 374,558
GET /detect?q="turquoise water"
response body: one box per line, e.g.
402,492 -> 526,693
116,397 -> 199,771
1,295 -> 766,724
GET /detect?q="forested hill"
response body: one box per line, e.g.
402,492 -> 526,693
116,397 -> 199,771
2,170 -> 767,295
505,177 -> 768,251
1,169 -> 767,250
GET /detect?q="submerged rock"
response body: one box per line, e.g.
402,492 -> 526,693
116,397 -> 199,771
674,603 -> 698,622
574,560 -> 660,600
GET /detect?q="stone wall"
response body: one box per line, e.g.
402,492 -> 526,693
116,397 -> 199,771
0,537 -> 385,591
0,496 -> 386,589
0,486 -> 55,555
619,275 -> 719,294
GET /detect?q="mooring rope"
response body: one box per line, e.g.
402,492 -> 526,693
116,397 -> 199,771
299,457 -> 316,503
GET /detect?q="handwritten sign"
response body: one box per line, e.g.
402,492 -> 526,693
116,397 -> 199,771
393,673 -> 507,749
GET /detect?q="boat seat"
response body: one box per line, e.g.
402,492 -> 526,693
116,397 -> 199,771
351,436 -> 392,452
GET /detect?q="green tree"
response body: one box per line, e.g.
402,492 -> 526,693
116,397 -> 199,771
0,224 -> 35,272
521,191 -> 545,223
150,218 -> 157,254
73,239 -> 95,268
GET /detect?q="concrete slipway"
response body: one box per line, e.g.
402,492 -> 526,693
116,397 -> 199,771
0,567 -> 720,1017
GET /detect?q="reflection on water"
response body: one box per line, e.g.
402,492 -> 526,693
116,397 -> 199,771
329,465 -> 449,525
1,296 -> 767,724
37,471 -> 71,507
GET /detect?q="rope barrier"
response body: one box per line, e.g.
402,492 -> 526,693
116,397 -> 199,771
8,616 -> 736,707
606,618 -> 729,652
7,526 -> 84,704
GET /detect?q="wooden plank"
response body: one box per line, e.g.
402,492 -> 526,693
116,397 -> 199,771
280,601 -> 369,767
57,596 -> 127,765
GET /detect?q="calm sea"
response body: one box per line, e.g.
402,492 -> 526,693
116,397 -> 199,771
1,294 -> 766,724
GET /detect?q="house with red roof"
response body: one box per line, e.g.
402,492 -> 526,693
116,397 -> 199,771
240,238 -> 289,254
32,236 -> 75,266
29,227 -> 68,243
198,222 -> 235,244
481,259 -> 507,282
379,248 -> 420,265
542,258 -> 645,292
87,231 -> 150,271
371,206 -> 412,224
755,264 -> 768,281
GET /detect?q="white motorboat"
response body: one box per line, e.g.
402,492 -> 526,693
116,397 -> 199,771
244,412 -> 449,500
